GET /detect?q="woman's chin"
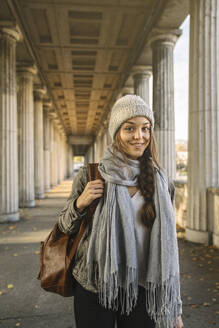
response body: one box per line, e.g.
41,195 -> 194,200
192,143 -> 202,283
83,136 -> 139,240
126,149 -> 144,160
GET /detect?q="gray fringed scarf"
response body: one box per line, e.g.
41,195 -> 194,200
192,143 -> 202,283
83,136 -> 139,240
86,146 -> 181,327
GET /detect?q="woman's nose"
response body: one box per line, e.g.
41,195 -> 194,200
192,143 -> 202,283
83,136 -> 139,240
133,129 -> 142,139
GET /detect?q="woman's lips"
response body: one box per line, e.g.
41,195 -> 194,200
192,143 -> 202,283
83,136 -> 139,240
129,143 -> 145,148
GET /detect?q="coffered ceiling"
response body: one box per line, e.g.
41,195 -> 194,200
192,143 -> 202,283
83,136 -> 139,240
2,0 -> 188,154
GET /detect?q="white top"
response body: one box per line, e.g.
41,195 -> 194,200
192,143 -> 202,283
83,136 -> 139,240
131,190 -> 150,287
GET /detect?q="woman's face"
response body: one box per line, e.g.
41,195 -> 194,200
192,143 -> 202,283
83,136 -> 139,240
119,116 -> 151,160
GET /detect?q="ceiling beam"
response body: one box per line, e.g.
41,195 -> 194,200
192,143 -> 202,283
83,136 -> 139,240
68,135 -> 94,145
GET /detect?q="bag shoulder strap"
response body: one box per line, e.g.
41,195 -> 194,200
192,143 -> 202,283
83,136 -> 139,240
88,163 -> 102,181
67,163 -> 101,261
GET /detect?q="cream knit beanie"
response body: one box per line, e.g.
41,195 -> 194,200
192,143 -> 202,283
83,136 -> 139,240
108,95 -> 154,140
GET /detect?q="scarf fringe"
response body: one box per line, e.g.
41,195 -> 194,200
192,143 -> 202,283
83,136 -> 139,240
89,265 -> 138,315
145,274 -> 180,328
89,263 -> 179,327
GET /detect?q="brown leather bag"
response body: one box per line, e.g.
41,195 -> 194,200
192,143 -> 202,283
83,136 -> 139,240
37,163 -> 101,297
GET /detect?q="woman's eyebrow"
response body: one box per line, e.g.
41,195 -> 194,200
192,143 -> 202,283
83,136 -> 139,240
125,121 -> 151,125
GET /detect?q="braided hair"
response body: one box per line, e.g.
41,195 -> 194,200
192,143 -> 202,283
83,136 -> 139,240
113,127 -> 160,229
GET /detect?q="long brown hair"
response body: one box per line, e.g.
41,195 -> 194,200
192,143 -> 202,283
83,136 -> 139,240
112,126 -> 160,229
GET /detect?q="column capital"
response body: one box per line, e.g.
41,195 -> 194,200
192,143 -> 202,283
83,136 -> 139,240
149,28 -> 182,48
121,86 -> 134,96
96,123 -> 107,138
54,119 -> 62,130
43,100 -> 52,112
60,130 -> 66,138
132,65 -> 152,77
34,85 -> 46,101
48,109 -> 58,120
0,22 -> 21,41
58,125 -> 64,134
17,62 -> 37,77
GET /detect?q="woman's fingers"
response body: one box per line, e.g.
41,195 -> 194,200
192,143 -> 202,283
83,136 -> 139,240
76,180 -> 104,211
92,189 -> 104,194
89,185 -> 104,191
90,179 -> 104,184
87,181 -> 104,195
174,316 -> 183,328
89,180 -> 104,188
89,189 -> 104,199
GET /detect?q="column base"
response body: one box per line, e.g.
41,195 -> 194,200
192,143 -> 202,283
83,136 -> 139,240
35,193 -> 45,199
213,233 -> 219,249
0,212 -> 20,223
19,200 -> 35,208
44,187 -> 50,193
186,227 -> 209,244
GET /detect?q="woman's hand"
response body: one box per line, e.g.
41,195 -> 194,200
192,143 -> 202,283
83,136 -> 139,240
76,179 -> 104,212
174,316 -> 184,328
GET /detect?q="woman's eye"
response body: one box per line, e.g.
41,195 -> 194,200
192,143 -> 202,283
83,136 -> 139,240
125,126 -> 134,131
124,126 -> 150,132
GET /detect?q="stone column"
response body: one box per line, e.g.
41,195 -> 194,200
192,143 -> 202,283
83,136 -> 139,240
94,137 -> 101,162
67,144 -> 71,177
17,64 -> 36,207
85,144 -> 94,164
63,141 -> 66,179
34,87 -> 46,199
54,123 -> 60,185
84,152 -> 89,165
62,134 -> 66,180
66,143 -> 69,178
64,138 -> 68,179
57,129 -> 62,183
68,145 -> 73,177
62,138 -> 65,180
93,140 -> 98,162
150,29 -> 181,180
0,26 -> 20,222
48,113 -> 56,187
60,131 -> 66,181
132,65 -> 152,105
102,131 -> 108,156
43,101 -> 51,193
68,145 -> 74,177
106,130 -> 111,145
186,0 -> 219,244
59,132 -> 64,182
121,86 -> 134,96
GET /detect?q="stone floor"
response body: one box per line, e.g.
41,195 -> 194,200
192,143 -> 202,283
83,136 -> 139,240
0,180 -> 218,328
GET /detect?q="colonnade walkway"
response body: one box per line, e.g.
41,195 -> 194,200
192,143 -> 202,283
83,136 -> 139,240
0,180 -> 218,328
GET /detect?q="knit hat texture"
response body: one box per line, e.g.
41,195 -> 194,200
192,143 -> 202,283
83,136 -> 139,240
108,95 -> 154,139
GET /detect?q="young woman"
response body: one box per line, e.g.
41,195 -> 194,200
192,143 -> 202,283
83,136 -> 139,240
58,95 -> 184,328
